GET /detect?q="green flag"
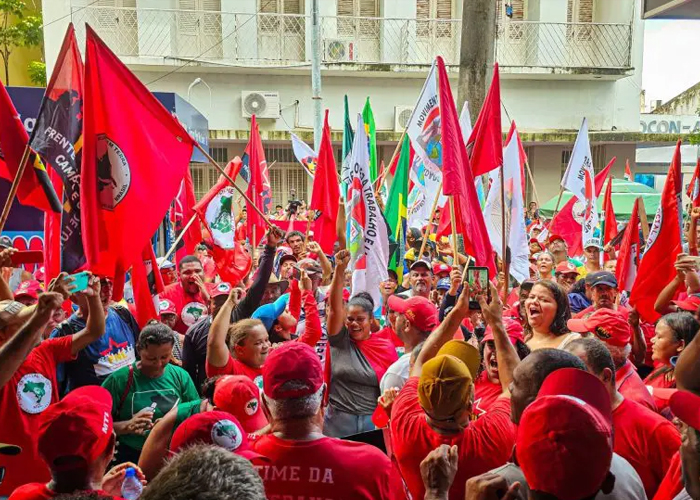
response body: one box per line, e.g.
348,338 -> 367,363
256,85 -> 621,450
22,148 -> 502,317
341,95 -> 354,200
362,97 -> 378,182
384,134 -> 410,280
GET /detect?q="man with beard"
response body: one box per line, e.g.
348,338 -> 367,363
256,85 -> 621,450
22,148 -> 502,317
547,235 -> 582,267
160,256 -> 215,334
285,231 -> 307,261
399,261 -> 433,299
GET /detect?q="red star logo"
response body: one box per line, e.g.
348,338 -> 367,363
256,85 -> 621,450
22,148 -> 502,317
473,397 -> 487,418
100,337 -> 129,356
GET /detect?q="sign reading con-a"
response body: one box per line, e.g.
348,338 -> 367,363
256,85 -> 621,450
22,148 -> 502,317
640,114 -> 700,134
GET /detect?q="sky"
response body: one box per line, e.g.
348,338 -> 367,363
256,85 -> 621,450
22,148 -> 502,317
642,19 -> 700,109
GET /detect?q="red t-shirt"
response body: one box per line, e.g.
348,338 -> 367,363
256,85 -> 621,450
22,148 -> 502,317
616,361 -> 658,413
390,377 -> 515,500
206,354 -> 262,388
0,337 -> 75,496
9,484 -> 122,500
653,451 -> 683,500
252,434 -> 392,500
199,255 -> 217,282
374,326 -> 404,355
159,282 -> 215,334
473,372 -> 503,417
644,367 -> 676,413
612,398 -> 681,499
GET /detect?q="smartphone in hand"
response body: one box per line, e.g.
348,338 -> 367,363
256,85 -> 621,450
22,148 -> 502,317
66,271 -> 90,294
466,267 -> 490,310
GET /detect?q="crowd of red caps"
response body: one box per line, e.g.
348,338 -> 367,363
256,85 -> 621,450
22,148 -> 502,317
0,222 -> 699,500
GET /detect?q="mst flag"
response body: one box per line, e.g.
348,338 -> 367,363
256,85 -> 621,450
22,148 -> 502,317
630,141 -> 683,323
467,64 -> 503,176
195,158 -> 253,285
601,178 -> 618,255
171,167 -> 202,265
406,61 -> 441,171
30,23 -> 85,272
687,159 -> 700,208
385,134 -> 410,280
81,26 -> 195,278
616,197 -> 640,292
0,81 -> 61,213
309,111 -> 340,255
346,114 -> 389,308
362,97 -> 378,182
242,116 -> 270,246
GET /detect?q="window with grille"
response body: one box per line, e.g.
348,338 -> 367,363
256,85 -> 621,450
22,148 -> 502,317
190,163 -> 220,200
265,145 -> 310,208
259,0 -> 304,34
209,146 -> 229,164
177,0 -> 223,58
567,0 -> 593,40
560,145 -> 606,178
498,0 -> 526,41
416,0 -> 453,38
337,0 -> 379,37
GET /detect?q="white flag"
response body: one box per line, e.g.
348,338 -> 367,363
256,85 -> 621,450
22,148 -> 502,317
291,133 -> 316,178
459,101 -> 472,145
561,118 -> 598,248
407,156 -> 445,230
346,115 -> 389,307
406,61 -> 441,171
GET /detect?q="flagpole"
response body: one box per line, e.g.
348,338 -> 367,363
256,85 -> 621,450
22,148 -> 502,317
418,181 -> 444,260
160,214 -> 198,264
305,210 -> 314,244
195,143 -> 273,228
449,196 -> 459,269
253,226 -> 257,266
0,144 -> 32,233
551,187 -> 565,219
500,169 -> 509,302
637,196 -> 650,241
373,128 -> 407,190
523,156 -> 541,207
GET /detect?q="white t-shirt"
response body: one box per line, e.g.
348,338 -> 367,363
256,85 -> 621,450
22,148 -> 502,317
379,354 -> 411,393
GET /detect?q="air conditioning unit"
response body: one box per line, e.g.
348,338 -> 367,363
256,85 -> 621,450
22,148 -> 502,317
241,91 -> 280,119
324,39 -> 355,62
394,106 -> 414,132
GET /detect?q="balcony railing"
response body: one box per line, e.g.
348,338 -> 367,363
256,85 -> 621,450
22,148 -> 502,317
70,6 -> 632,71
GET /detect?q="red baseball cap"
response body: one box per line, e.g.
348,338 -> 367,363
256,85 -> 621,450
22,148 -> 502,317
158,298 -> 177,316
432,263 -> 452,276
672,294 -> 700,313
555,261 -> 579,276
547,234 -> 565,245
387,295 -> 439,332
213,375 -> 268,433
210,282 -> 233,298
516,395 -> 613,500
37,386 -> 114,470
263,342 -> 324,400
567,308 -> 631,347
670,390 -> 700,431
169,411 -> 264,462
538,368 -> 612,424
482,318 -> 524,345
14,280 -> 42,300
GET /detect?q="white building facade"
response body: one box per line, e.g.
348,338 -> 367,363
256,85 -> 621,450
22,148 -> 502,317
43,0 -> 645,206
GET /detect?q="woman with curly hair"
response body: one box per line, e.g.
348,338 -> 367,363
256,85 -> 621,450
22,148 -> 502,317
524,280 -> 579,350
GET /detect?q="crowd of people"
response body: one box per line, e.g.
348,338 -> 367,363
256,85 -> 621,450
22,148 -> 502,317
1,204 -> 700,500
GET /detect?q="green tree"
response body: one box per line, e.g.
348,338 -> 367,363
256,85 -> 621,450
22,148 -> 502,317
0,0 -> 42,85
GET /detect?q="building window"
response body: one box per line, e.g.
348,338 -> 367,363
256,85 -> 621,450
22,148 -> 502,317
560,145 -> 606,179
265,145 -> 310,208
337,0 -> 379,37
209,146 -> 229,164
92,0 -> 138,56
499,0 -> 526,20
190,163 -> 220,200
259,0 -> 304,34
177,0 -> 223,59
416,0 -> 453,38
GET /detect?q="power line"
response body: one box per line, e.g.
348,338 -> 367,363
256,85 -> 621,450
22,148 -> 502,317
43,0 -> 101,29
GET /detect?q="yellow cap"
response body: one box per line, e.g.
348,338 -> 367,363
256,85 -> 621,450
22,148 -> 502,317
437,340 -> 481,379
419,354 -> 473,420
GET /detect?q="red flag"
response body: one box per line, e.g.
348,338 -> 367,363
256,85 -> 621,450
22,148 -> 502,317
244,116 -> 268,247
194,158 -> 252,285
601,178 -> 618,255
0,81 -> 61,212
437,57 -> 495,275
624,160 -> 632,181
132,245 -> 165,328
505,121 -> 527,201
687,159 -> 700,208
81,26 -> 195,278
467,63 -> 503,177
43,168 -> 63,283
616,198 -> 640,292
309,110 -> 340,254
630,140 -> 682,322
171,167 -> 203,264
548,157 -> 614,255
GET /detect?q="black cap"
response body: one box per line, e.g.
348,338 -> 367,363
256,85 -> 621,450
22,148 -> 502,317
386,269 -> 398,281
585,271 -> 618,289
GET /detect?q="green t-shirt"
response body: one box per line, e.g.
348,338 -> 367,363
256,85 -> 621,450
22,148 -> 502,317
173,399 -> 204,433
102,363 -> 199,451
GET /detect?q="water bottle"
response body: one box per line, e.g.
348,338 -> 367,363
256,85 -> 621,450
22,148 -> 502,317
121,467 -> 143,500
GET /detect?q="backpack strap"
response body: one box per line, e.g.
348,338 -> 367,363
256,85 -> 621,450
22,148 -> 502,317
116,363 -> 135,417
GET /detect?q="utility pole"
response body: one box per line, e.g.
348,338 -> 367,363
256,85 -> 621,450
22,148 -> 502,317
457,0 -> 497,121
311,0 -> 322,151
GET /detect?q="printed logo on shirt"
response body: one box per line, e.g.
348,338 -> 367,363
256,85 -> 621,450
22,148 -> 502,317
17,373 -> 52,414
472,397 -> 487,419
253,375 -> 264,391
181,301 -> 207,327
210,419 -> 243,451
95,339 -> 136,377
245,398 -> 259,416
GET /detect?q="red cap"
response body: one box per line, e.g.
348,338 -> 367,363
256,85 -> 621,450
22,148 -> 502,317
516,395 -> 613,500
482,318 -> 524,345
169,411 -> 265,461
263,342 -> 324,400
38,386 -> 114,470
672,294 -> 700,312
555,261 -> 579,275
210,282 -> 233,298
670,390 -> 700,431
387,295 -> 439,332
213,375 -> 268,433
548,234 -> 565,245
538,368 -> 612,424
158,298 -> 177,316
14,280 -> 42,300
567,308 -> 631,347
432,263 -> 452,276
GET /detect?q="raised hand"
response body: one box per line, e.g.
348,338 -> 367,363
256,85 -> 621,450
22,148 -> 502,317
334,249 -> 350,269
420,444 -> 459,500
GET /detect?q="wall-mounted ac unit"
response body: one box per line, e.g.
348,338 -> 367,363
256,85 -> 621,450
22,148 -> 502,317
241,91 -> 281,119
394,106 -> 414,132
324,39 -> 355,62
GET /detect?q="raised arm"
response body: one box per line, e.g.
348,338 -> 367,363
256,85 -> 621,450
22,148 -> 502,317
307,241 -> 333,286
207,291 -> 237,368
654,262 -> 685,315
297,271 -> 323,348
627,308 -> 647,368
326,250 -> 349,337
70,274 -> 107,355
689,207 -> 700,256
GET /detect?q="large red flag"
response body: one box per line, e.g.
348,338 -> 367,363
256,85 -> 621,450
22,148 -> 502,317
171,167 -> 203,264
630,141 -> 683,323
132,244 -> 166,328
616,197 -> 640,293
309,110 -> 340,254
437,57 -> 495,275
194,158 -> 252,285
81,26 -> 195,278
43,169 -> 63,283
548,157 -> 614,255
0,81 -> 61,213
243,116 -> 268,247
601,178 -> 618,256
467,63 -> 503,177
687,159 -> 700,209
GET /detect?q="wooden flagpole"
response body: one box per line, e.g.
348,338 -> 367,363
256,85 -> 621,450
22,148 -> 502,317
373,127 -> 407,191
0,144 -> 32,233
304,210 -> 314,244
551,187 -> 565,220
160,214 -> 198,264
418,181 -> 444,260
449,196 -> 459,268
252,226 -> 257,266
523,156 -> 541,207
500,169 -> 509,302
637,196 -> 650,241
